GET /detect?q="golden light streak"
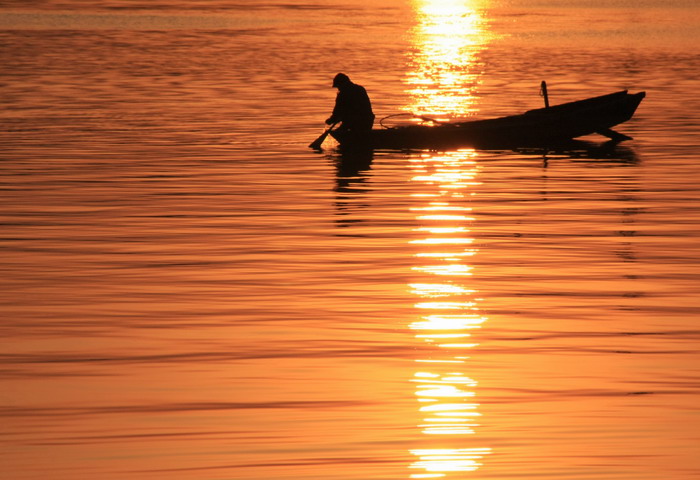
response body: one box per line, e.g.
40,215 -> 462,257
419,403 -> 479,412
434,412 -> 481,417
412,376 -> 477,385
415,251 -> 477,258
439,343 -> 480,348
415,227 -> 469,233
412,264 -> 473,275
410,448 -> 492,475
415,334 -> 472,341
411,205 -> 472,211
415,385 -> 475,397
410,315 -> 485,330
409,284 -> 475,296
410,238 -> 474,245
406,2 -> 492,475
410,174 -> 477,184
414,302 -> 476,309
404,0 -> 490,117
417,215 -> 475,221
415,359 -> 465,364
421,427 -> 475,435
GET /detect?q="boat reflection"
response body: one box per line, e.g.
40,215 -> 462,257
335,147 -> 375,177
405,1 -> 492,477
329,149 -> 374,229
516,139 -> 641,167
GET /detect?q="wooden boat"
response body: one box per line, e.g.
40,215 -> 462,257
330,90 -> 645,150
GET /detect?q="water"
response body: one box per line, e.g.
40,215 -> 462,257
1,1 -> 699,479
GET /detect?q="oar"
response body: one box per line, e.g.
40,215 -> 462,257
309,122 -> 338,149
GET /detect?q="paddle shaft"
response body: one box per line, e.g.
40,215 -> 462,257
309,122 -> 338,149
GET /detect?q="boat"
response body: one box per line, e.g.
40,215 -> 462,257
329,90 -> 645,150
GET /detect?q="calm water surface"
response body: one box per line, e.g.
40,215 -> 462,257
1,1 -> 699,479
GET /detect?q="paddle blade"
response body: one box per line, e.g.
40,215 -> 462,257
308,131 -> 329,149
308,123 -> 337,149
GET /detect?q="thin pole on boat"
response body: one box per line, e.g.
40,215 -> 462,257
540,81 -> 550,108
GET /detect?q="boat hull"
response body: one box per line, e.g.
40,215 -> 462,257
330,91 -> 645,150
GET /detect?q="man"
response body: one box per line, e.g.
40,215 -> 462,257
325,73 -> 375,135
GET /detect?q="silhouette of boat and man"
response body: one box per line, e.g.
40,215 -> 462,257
309,73 -> 645,152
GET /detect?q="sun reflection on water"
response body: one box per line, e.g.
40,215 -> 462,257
407,151 -> 491,478
406,3 -> 492,475
404,0 -> 490,119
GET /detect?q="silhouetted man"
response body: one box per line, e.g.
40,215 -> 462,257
326,73 -> 375,135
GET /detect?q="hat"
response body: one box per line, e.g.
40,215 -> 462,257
332,73 -> 350,88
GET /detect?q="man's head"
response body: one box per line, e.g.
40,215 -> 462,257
332,73 -> 351,89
